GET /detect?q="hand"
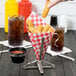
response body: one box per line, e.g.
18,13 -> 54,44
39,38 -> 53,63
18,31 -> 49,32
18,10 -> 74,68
46,0 -> 73,8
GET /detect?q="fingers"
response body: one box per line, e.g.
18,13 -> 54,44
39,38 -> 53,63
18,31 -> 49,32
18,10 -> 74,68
47,0 -> 73,8
62,0 -> 73,1
48,0 -> 62,8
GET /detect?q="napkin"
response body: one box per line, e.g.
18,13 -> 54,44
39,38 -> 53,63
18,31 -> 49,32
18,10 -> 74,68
0,40 -> 32,48
46,46 -> 72,56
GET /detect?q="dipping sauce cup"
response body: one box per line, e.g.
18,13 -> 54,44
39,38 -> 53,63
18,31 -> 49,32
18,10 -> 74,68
9,47 -> 26,63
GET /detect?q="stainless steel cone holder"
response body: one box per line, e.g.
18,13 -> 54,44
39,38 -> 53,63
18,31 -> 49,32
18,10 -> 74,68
23,38 -> 55,74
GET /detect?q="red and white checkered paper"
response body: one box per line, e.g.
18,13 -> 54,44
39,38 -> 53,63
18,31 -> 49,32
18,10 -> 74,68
27,12 -> 55,60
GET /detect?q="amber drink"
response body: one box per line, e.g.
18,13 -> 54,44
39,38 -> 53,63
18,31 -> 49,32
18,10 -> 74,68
51,27 -> 64,51
8,16 -> 24,46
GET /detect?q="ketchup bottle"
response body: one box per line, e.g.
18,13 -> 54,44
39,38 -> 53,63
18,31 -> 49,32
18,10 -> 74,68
5,0 -> 18,33
19,0 -> 32,33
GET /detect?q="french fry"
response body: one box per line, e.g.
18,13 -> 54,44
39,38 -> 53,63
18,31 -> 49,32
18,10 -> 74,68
33,28 -> 41,33
42,1 -> 50,18
42,24 -> 50,32
48,27 -> 55,32
26,18 -> 54,33
37,25 -> 44,32
26,19 -> 34,27
27,26 -> 35,33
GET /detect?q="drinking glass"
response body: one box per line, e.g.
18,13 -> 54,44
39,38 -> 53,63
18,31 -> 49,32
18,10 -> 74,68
8,16 -> 24,46
51,27 -> 64,51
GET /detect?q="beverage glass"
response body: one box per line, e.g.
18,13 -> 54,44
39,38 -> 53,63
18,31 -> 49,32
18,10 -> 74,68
8,16 -> 24,46
51,27 -> 64,51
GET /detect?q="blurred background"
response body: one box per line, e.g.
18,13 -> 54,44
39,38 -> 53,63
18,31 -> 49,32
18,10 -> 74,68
0,0 -> 76,30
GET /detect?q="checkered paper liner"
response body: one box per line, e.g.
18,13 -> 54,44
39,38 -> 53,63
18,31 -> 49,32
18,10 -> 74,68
27,12 -> 55,60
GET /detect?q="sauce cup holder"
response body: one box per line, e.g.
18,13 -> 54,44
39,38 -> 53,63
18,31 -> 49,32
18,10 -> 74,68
9,47 -> 26,63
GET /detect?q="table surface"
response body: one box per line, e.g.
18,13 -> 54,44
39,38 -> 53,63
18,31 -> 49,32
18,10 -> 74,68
0,28 -> 76,76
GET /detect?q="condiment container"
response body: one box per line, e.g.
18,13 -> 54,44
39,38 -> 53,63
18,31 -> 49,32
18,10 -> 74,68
19,0 -> 32,33
5,0 -> 18,33
9,47 -> 26,63
50,15 -> 58,27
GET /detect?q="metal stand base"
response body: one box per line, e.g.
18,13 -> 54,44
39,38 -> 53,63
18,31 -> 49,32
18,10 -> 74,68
23,60 -> 55,74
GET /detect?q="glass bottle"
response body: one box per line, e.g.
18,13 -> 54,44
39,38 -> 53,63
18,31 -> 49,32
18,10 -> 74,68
50,15 -> 58,27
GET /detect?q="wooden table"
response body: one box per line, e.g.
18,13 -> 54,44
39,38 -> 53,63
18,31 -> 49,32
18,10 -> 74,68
0,28 -> 76,76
